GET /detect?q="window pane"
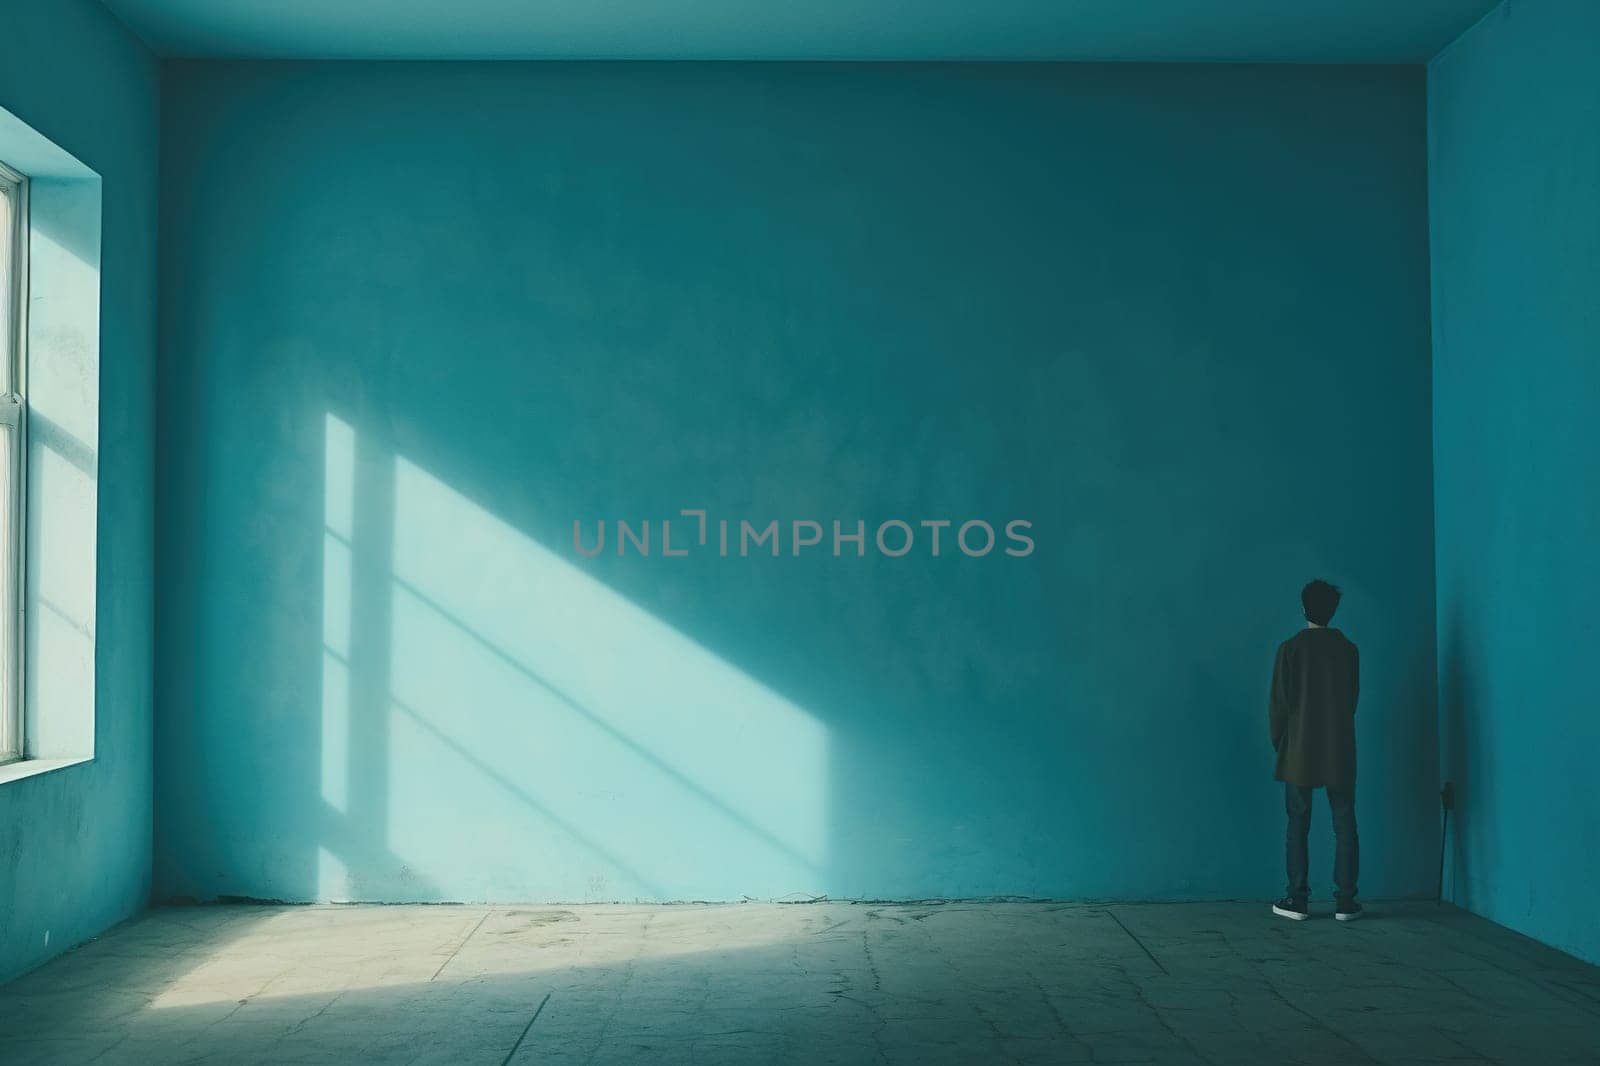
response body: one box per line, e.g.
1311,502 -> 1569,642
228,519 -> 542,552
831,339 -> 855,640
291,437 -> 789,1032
0,181 -> 12,756
0,182 -> 11,388
0,422 -> 11,757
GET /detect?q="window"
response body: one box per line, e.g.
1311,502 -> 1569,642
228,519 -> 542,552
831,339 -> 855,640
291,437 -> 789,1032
0,106 -> 99,783
0,158 -> 24,765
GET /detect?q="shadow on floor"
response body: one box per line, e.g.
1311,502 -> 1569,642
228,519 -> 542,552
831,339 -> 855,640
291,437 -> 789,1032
0,901 -> 1597,1065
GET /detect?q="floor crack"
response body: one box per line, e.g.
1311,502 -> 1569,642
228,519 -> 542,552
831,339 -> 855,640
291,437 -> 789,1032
500,991 -> 552,1066
1106,907 -> 1169,975
431,909 -> 493,982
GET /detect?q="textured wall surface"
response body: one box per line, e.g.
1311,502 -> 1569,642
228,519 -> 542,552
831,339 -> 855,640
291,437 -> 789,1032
0,0 -> 159,983
156,61 -> 1436,905
1430,0 -> 1600,964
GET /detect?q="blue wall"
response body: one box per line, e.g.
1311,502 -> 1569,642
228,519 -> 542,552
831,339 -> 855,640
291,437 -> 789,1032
1430,0 -> 1600,965
0,0 -> 159,982
156,61 -> 1437,904
101,0 -> 1502,62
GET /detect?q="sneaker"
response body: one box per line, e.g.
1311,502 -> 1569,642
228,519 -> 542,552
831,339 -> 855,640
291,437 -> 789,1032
1271,897 -> 1309,921
1335,903 -> 1364,922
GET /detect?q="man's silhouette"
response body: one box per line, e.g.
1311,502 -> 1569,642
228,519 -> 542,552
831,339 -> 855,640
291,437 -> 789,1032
1269,579 -> 1361,921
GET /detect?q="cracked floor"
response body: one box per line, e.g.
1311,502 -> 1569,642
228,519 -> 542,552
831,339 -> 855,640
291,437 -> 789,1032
0,901 -> 1596,1064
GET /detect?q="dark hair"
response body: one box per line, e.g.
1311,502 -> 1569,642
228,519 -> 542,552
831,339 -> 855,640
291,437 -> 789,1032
1302,579 -> 1342,626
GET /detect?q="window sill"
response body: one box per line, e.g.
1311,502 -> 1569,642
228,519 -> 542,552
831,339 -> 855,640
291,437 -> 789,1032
0,756 -> 92,786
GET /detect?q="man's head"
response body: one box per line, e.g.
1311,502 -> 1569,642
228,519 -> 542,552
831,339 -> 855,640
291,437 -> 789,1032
1301,579 -> 1342,626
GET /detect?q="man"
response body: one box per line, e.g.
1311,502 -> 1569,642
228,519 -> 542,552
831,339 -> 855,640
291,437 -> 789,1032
1269,579 -> 1361,921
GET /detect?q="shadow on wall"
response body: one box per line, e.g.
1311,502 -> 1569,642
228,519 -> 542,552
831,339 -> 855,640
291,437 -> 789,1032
1437,605 -> 1489,911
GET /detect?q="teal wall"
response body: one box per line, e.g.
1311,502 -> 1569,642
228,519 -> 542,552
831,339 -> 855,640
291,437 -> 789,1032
156,61 -> 1437,905
0,0 -> 159,982
1430,0 -> 1600,965
101,0 -> 1501,62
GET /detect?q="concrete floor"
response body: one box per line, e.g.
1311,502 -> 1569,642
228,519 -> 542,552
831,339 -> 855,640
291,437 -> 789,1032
0,902 -> 1596,1065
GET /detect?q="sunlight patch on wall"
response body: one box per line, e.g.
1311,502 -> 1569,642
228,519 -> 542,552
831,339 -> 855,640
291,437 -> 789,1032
387,453 -> 828,899
24,443 -> 95,754
21,203 -> 100,759
321,414 -> 355,821
316,845 -> 351,903
22,226 -> 98,445
315,414 -> 828,901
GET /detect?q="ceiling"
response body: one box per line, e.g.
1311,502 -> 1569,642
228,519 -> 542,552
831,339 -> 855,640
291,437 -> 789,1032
100,0 -> 1502,62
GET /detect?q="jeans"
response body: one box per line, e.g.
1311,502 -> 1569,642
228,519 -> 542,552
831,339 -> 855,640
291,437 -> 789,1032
1285,783 -> 1358,905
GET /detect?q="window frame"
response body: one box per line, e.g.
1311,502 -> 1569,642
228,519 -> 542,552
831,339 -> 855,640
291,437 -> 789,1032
0,156 -> 27,766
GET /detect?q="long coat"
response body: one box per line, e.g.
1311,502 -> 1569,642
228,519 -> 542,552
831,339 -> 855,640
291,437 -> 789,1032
1269,627 -> 1360,787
